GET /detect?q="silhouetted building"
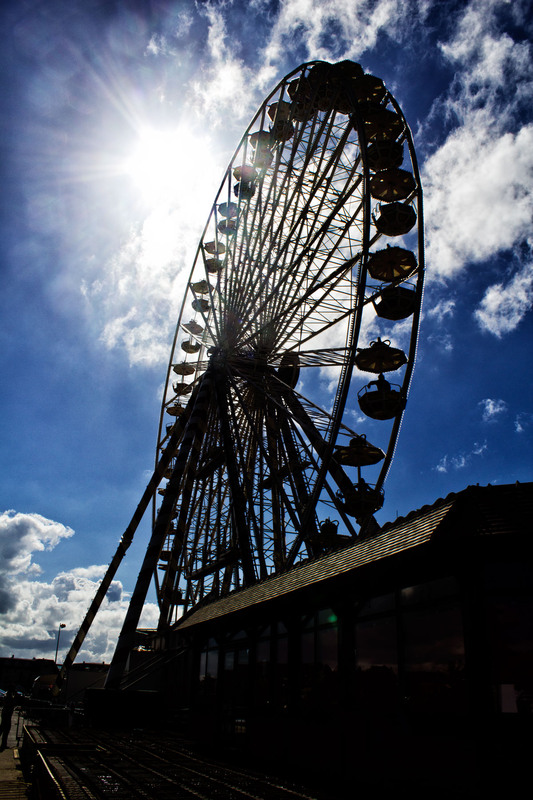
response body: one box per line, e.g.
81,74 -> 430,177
145,481 -> 532,795
0,658 -> 57,695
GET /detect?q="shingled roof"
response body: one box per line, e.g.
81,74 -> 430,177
175,481 -> 531,630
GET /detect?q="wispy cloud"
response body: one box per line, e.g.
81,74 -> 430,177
435,440 -> 487,473
426,299 -> 456,321
479,397 -> 507,422
262,0 -> 408,65
474,250 -> 533,336
515,412 -> 533,433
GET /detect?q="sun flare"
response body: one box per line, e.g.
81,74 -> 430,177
125,125 -> 202,205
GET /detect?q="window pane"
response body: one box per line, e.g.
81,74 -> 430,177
224,649 -> 235,671
355,616 -> 398,711
317,626 -> 338,671
402,604 -> 466,712
359,594 -> 395,617
234,647 -> 249,703
277,636 -> 288,664
487,596 -> 533,713
318,608 -> 338,626
198,649 -> 217,697
401,577 -> 458,606
199,651 -> 207,680
254,639 -> 270,707
274,636 -> 289,709
206,649 -> 218,680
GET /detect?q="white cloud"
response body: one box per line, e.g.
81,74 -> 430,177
83,123 -> 222,367
426,299 -> 456,321
435,440 -> 487,473
479,397 -> 507,422
0,511 -> 74,580
474,256 -> 533,336
515,412 -> 533,433
423,0 -> 533,284
427,332 -> 453,352
424,123 -> 533,279
190,4 -> 256,124
72,1 -> 429,368
0,510 -> 158,662
440,1 -> 532,118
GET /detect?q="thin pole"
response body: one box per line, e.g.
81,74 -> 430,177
54,623 -> 65,664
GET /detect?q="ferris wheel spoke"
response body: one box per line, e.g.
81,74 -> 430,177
226,371 -> 299,566
249,187 -> 364,331
240,109 -> 338,274
221,121 -> 363,346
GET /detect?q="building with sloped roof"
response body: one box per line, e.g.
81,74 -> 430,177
136,481 -> 532,795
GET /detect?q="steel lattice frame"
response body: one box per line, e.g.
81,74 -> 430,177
148,60 -> 424,626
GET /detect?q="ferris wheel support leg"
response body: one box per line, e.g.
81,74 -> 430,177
276,407 -> 320,557
105,372 -> 213,691
283,391 -> 363,566
51,397 -> 195,697
214,364 -> 256,586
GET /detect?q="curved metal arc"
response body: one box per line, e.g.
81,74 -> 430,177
372,96 -> 425,495
155,62 -> 332,458
224,382 -> 270,578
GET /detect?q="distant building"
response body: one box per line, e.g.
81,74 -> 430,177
0,658 -> 57,695
59,663 -> 108,704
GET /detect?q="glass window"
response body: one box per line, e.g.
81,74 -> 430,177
199,650 -> 207,681
300,610 -> 339,709
206,649 -> 218,681
198,642 -> 218,697
401,576 -> 458,606
222,639 -> 250,705
486,595 -> 533,713
402,603 -> 466,712
254,637 -> 271,707
355,616 -> 398,711
274,631 -> 289,710
359,593 -> 395,617
318,608 -> 338,626
224,649 -> 235,671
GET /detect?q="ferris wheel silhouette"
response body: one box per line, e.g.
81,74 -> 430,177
54,60 -> 424,692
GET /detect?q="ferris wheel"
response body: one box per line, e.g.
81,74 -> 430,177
150,60 -> 424,626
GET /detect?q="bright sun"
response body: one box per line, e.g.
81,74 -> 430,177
125,125 -> 198,205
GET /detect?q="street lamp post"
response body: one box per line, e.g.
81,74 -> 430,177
55,623 -> 66,664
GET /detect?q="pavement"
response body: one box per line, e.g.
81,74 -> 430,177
0,711 -> 31,798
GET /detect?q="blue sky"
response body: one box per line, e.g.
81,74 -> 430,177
0,0 -> 532,663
